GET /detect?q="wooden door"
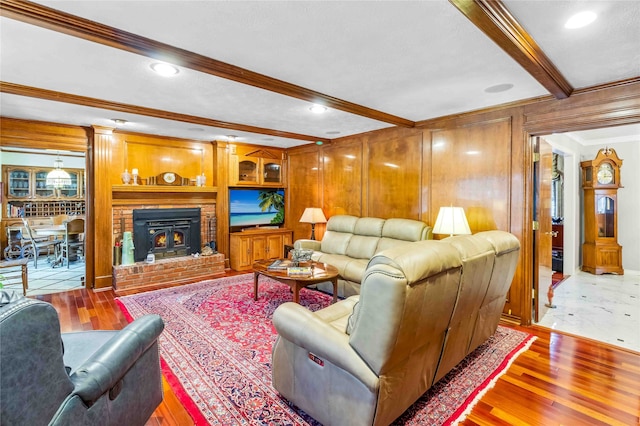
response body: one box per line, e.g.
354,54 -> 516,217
534,138 -> 554,322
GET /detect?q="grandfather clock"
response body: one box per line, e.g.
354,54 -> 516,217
581,148 -> 623,275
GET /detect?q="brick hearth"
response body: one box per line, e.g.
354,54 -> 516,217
113,253 -> 225,292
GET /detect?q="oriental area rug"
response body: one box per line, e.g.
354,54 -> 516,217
116,274 -> 535,426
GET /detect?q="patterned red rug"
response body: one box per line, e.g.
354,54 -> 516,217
116,274 -> 535,425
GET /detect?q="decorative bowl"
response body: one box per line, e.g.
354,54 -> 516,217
291,248 -> 313,264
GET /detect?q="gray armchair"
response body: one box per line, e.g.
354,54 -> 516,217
0,290 -> 164,426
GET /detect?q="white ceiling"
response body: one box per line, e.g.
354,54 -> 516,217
1,1 -> 639,148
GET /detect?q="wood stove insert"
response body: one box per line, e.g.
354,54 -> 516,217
133,208 -> 201,262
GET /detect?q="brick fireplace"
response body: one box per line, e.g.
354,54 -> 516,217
112,202 -> 224,292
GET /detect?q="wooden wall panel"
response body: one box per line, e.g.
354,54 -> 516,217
430,119 -> 512,233
286,145 -> 323,241
321,140 -> 363,218
116,132 -> 213,185
366,133 -> 423,219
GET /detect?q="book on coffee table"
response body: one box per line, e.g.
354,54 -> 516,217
287,266 -> 313,276
268,259 -> 293,270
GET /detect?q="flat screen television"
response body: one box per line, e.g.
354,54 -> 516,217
229,188 -> 285,228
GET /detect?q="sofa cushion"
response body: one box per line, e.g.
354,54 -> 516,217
316,253 -> 353,276
326,215 -> 358,233
375,237 -> 412,254
343,258 -> 369,283
320,231 -> 353,255
346,235 -> 380,259
382,218 -> 430,241
354,217 -> 385,237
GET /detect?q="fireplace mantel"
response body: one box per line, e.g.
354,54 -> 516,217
112,185 -> 217,205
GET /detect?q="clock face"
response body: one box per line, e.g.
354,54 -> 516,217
163,172 -> 176,184
597,163 -> 614,184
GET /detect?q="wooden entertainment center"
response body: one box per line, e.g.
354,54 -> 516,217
229,227 -> 292,271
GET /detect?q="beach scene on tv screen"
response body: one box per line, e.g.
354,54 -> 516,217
230,189 -> 285,227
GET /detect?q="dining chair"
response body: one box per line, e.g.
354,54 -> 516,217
20,218 -> 60,269
61,218 -> 85,268
51,214 -> 69,225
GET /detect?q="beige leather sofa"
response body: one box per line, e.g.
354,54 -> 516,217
294,215 -> 432,297
272,230 -> 520,426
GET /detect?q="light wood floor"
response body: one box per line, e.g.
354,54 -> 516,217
35,278 -> 640,426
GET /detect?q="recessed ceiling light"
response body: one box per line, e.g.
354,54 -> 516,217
565,11 -> 597,29
227,135 -> 237,141
111,118 -> 128,125
309,105 -> 328,114
326,131 -> 341,135
150,62 -> 180,76
484,83 -> 514,93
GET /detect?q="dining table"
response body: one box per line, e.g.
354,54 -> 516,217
34,225 -> 80,268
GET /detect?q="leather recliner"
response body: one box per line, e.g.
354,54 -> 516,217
272,230 -> 520,426
0,290 -> 165,426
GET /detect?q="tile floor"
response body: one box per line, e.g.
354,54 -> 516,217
1,256 -> 85,296
537,269 -> 640,352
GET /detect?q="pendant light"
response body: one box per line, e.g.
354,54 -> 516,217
46,154 -> 72,188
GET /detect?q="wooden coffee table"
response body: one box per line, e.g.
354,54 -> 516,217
253,259 -> 339,304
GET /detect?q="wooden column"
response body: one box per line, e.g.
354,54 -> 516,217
91,126 -> 115,289
215,141 -> 230,267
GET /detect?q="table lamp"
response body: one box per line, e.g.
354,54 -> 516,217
299,208 -> 327,240
433,206 -> 471,237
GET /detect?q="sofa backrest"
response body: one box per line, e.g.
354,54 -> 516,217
467,230 -> 521,352
320,215 -> 358,255
348,240 -> 463,426
345,217 -> 386,259
320,215 -> 432,258
433,234 -> 496,382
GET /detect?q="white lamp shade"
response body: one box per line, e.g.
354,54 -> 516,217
433,206 -> 471,236
46,157 -> 72,188
299,208 -> 327,224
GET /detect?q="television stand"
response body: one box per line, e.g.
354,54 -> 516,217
242,225 -> 280,231
230,228 -> 292,271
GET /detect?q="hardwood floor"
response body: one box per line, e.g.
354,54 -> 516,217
36,280 -> 640,426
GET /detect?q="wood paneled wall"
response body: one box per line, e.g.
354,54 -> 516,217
114,132 -> 215,186
366,129 -> 424,219
288,113 -> 527,320
286,145 -> 324,241
2,79 -> 638,321
430,119 -> 512,232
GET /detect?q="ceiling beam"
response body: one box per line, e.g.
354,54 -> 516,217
0,82 -> 330,143
450,0 -> 573,99
0,0 -> 415,128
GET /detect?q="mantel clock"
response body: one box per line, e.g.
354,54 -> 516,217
580,148 -> 623,275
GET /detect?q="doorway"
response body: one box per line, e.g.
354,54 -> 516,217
1,147 -> 87,295
531,124 -> 640,351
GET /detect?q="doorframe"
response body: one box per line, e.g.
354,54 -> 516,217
522,89 -> 640,325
